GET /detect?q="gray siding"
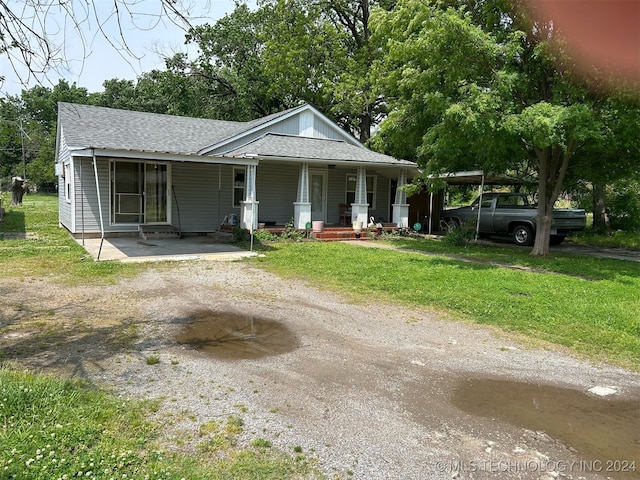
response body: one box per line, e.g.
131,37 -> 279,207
314,116 -> 346,141
210,112 -> 352,155
73,156 -> 123,234
326,169 -> 392,225
57,131 -> 73,231
172,163 -> 227,232
255,164 -> 299,224
252,165 -> 393,226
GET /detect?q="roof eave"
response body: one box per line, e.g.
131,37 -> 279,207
68,148 -> 259,165
251,154 -> 419,171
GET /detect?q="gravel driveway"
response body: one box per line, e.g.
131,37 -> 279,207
3,260 -> 640,479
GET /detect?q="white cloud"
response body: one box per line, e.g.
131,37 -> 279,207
1,0 -> 253,96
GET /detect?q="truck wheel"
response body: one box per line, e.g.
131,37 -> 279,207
512,225 -> 534,246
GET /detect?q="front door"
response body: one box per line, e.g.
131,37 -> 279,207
310,170 -> 327,222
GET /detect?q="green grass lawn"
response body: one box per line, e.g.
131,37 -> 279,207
0,194 -> 142,283
253,239 -> 640,370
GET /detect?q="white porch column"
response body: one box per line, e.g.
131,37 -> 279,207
351,166 -> 369,225
241,164 -> 259,230
392,168 -> 410,228
294,162 -> 312,229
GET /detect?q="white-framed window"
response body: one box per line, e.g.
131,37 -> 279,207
233,167 -> 246,207
64,162 -> 72,203
346,174 -> 376,208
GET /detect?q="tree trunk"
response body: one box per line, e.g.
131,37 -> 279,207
359,112 -> 371,143
591,182 -> 610,233
10,177 -> 27,206
531,145 -> 573,256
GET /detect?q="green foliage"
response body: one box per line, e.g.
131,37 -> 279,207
607,179 -> 640,231
572,229 -> 640,250
255,241 -> 640,369
253,229 -> 279,242
232,227 -> 250,243
0,367 -> 168,479
442,220 -> 476,246
369,0 -> 636,254
280,218 -> 305,241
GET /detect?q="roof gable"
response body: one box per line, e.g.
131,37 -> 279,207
198,104 -> 362,155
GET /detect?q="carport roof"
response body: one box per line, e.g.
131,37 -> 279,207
432,170 -> 527,186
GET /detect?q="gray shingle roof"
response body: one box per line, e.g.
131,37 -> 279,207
58,103 -> 416,169
225,133 -> 416,166
58,102 -> 246,155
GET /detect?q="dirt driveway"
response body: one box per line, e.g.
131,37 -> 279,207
2,260 -> 640,479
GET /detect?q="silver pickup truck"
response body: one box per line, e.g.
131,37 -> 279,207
441,192 -> 586,246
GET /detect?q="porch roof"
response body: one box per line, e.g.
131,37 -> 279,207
223,133 -> 418,169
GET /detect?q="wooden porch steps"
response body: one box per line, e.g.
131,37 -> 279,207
139,225 -> 180,240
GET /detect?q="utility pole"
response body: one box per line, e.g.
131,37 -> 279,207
20,118 -> 26,179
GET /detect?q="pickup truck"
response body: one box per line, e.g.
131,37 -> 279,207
441,192 -> 586,246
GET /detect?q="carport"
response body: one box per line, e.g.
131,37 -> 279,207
419,170 -> 526,235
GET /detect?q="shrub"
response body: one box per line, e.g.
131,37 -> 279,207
442,220 -> 476,246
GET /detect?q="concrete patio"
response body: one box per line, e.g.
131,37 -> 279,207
75,235 -> 258,262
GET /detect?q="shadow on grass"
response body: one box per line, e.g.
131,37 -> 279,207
0,299 -> 139,381
387,238 -> 640,282
0,208 -> 25,235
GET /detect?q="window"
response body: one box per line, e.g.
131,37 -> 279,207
346,174 -> 376,208
233,167 -> 246,207
64,163 -> 72,203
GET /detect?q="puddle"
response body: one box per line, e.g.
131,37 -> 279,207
175,311 -> 298,360
452,378 -> 640,478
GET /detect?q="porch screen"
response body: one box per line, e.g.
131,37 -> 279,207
110,161 -> 167,224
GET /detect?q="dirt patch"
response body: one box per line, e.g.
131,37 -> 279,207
2,262 -> 640,479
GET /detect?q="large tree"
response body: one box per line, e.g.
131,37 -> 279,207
185,3 -> 286,120
370,0 -> 627,256
263,0 -> 394,141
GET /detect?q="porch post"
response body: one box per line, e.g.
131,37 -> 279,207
241,164 -> 259,230
294,162 -> 312,229
351,166 -> 369,225
392,168 -> 410,228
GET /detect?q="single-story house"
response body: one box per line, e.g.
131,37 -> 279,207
55,102 -> 418,237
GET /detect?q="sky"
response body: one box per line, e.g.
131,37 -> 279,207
1,0 -> 255,97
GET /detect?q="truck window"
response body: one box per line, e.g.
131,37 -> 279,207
496,195 -> 526,208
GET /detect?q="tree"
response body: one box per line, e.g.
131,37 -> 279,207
0,80 -> 89,190
185,4 -> 285,120
263,0 -> 393,141
1,0 -> 195,88
370,0 -> 626,255
566,92 -> 640,231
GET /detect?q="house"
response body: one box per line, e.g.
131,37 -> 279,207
55,102 -> 418,238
